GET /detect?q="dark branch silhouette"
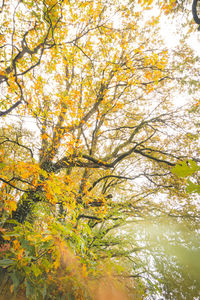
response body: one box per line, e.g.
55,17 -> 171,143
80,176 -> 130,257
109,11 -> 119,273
192,0 -> 200,30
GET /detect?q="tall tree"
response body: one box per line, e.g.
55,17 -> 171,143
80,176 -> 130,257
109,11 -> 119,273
0,0 -> 199,299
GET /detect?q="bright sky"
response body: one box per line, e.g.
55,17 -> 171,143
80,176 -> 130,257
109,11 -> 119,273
1,2 -> 199,129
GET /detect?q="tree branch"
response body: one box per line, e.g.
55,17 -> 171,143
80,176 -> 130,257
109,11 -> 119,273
0,177 -> 29,192
0,101 -> 22,117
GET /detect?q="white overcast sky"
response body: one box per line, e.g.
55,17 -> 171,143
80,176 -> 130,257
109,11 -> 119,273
1,2 -> 200,130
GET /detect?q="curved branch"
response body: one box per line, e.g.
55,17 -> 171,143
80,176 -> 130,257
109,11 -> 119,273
0,138 -> 34,157
134,149 -> 175,166
192,0 -> 200,25
88,174 -> 144,192
0,101 -> 21,117
0,0 -> 5,13
0,177 -> 29,192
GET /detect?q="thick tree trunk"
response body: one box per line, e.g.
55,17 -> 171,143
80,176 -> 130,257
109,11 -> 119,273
11,190 -> 44,223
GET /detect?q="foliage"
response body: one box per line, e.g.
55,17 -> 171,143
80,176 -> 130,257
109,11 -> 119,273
0,0 -> 200,299
172,160 -> 200,194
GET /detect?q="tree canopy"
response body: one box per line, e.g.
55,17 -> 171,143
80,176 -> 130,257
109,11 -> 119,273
0,0 -> 200,299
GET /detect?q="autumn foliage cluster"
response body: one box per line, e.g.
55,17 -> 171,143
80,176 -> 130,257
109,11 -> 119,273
0,0 -> 200,299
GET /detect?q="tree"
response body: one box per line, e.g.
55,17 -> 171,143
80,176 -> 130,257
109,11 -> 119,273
0,0 -> 200,299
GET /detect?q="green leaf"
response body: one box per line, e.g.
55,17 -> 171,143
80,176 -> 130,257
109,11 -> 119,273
171,160 -> 199,178
25,279 -> 35,298
10,271 -> 22,290
0,258 -> 14,268
42,283 -> 47,298
0,162 -> 6,169
31,264 -> 42,277
186,179 -> 200,194
41,258 -> 51,270
6,219 -> 21,226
